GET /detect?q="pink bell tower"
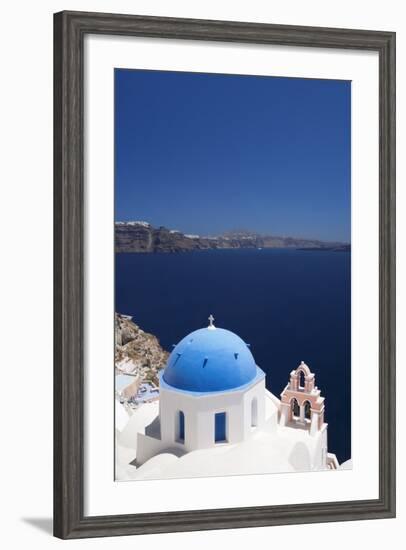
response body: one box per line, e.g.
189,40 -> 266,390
279,361 -> 326,436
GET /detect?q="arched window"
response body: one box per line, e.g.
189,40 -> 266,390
304,400 -> 311,420
291,398 -> 300,418
251,398 -> 258,427
299,370 -> 306,389
178,411 -> 185,443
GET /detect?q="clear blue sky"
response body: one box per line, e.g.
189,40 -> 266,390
115,69 -> 351,242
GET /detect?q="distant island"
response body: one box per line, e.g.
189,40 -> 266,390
115,221 -> 350,254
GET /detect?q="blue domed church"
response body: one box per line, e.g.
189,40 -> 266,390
136,316 -> 267,465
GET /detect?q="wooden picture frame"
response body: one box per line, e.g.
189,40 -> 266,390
54,10 -> 396,539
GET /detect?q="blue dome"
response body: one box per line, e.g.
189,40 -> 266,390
163,326 -> 257,392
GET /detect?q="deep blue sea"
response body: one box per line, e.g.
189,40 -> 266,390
115,249 -> 351,464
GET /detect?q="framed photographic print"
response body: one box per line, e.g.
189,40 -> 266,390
54,11 -> 396,539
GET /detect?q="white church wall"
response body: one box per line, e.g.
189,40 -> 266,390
180,389 -> 245,449
136,432 -> 169,465
263,391 -> 279,433
141,375 -> 268,461
191,411 -> 213,449
308,424 -> 328,470
242,378 -> 266,437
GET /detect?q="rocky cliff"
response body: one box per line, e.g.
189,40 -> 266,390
115,222 -> 215,253
115,221 -> 349,253
115,313 -> 169,386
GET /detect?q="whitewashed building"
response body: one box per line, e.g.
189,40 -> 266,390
128,316 -> 339,476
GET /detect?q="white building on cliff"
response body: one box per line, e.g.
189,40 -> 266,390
116,316 -> 340,481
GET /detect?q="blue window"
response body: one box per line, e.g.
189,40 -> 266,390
178,411 -> 185,442
215,412 -> 227,442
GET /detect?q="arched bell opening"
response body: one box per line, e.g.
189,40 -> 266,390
304,400 -> 311,420
298,370 -> 306,390
291,398 -> 300,419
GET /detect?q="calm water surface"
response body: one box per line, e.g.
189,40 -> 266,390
115,248 -> 351,463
